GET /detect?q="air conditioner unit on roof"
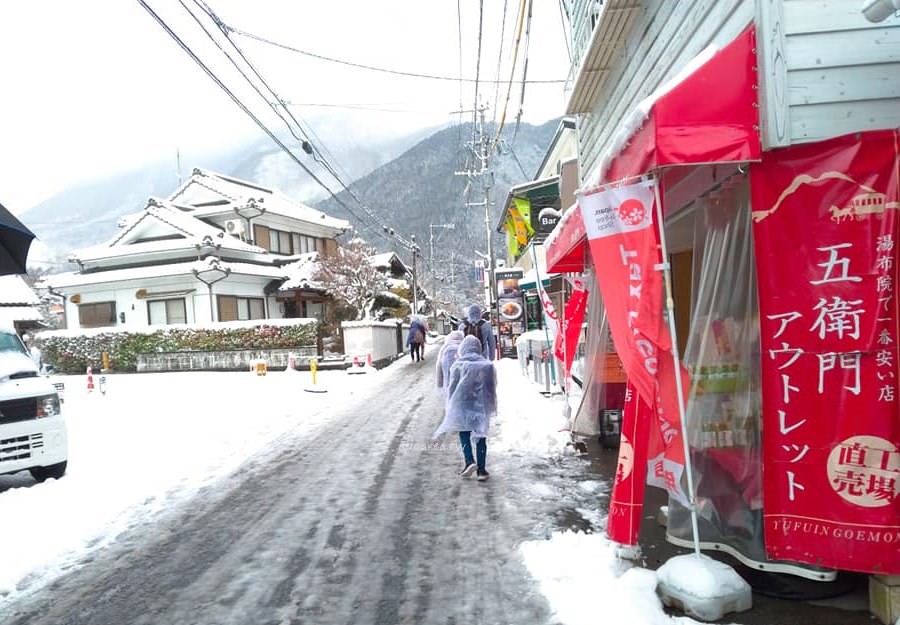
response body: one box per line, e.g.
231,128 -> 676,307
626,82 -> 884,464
224,219 -> 245,237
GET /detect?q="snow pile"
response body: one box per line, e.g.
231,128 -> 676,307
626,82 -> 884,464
521,532 -> 670,625
657,553 -> 748,597
493,359 -> 571,456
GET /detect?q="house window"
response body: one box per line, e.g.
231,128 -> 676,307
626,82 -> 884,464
297,235 -> 320,254
292,233 -> 301,254
269,229 -> 281,253
266,229 -> 294,255
279,231 -> 292,254
79,302 -> 116,328
217,296 -> 265,321
148,298 -> 187,325
305,301 -> 324,321
253,224 -> 270,250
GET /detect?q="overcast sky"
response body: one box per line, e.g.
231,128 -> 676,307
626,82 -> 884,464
0,0 -> 571,214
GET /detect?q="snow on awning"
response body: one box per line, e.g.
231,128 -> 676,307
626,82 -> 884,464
546,25 -> 761,274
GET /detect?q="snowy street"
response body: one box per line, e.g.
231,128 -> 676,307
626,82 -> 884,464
0,352 -> 616,625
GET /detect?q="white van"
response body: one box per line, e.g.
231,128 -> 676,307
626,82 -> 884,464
0,326 -> 67,481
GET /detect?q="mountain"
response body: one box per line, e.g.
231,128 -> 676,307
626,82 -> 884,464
22,123 -> 436,265
23,117 -> 561,308
314,119 -> 562,304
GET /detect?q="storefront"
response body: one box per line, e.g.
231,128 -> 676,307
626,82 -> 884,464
546,23 -> 900,580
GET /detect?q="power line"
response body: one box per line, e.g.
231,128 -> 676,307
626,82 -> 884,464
490,0 -> 528,157
189,0 -> 418,252
492,0 -> 510,124
229,27 -> 565,85
136,0 -> 409,251
513,0 -> 535,140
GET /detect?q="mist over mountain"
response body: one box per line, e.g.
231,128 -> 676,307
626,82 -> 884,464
314,119 -> 561,303
23,116 -> 561,302
22,122 -> 437,265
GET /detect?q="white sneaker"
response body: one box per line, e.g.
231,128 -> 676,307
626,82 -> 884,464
459,463 -> 477,478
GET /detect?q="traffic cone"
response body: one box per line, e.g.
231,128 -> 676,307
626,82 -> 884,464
86,366 -> 94,392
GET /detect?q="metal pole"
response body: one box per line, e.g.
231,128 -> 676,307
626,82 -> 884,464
652,178 -> 701,557
530,243 -> 557,386
413,246 -> 419,314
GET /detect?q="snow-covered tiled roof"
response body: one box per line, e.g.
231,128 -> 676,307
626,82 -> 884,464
0,306 -> 42,323
368,251 -> 409,273
73,198 -> 264,262
169,168 -> 350,232
46,259 -> 288,289
278,252 -> 325,291
0,275 -> 40,305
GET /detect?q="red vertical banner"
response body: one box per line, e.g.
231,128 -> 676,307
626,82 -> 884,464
554,277 -> 588,376
578,180 -> 690,525
751,129 -> 900,574
607,383 -> 651,545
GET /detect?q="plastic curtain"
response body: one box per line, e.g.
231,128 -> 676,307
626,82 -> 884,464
664,178 -> 769,564
569,271 -> 619,438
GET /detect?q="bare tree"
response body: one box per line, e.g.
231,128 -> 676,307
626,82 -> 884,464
313,238 -> 390,321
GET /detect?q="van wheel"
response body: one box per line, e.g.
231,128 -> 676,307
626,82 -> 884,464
29,461 -> 67,482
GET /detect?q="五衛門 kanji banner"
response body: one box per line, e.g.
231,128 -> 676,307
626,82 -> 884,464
751,129 -> 900,574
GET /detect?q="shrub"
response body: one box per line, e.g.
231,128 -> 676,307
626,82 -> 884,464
36,321 -> 318,373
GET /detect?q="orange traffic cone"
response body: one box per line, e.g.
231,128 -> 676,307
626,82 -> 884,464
86,366 -> 94,392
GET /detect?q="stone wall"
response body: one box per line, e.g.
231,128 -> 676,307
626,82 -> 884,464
136,346 -> 317,372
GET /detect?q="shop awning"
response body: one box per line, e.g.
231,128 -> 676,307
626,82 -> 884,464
518,267 -> 557,290
545,24 -> 760,274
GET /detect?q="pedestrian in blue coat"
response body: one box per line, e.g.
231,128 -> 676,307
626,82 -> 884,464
458,303 -> 497,360
407,315 -> 427,362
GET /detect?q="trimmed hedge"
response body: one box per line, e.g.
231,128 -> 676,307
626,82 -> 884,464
36,322 -> 318,373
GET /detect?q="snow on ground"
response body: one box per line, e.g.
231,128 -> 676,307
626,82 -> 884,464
1,346 -> 725,624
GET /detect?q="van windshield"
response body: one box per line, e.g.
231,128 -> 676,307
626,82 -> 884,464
0,331 -> 29,357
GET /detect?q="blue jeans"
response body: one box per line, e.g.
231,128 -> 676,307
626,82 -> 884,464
458,431 -> 486,472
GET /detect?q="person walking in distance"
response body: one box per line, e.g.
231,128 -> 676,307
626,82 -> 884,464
432,335 -> 497,481
407,315 -> 427,362
458,303 -> 496,361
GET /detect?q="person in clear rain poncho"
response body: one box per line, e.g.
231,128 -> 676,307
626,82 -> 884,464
432,335 -> 497,481
434,330 -> 464,398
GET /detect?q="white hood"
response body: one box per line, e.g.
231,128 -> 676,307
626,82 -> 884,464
0,350 -> 38,381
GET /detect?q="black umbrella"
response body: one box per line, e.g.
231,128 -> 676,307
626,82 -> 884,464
0,202 -> 36,275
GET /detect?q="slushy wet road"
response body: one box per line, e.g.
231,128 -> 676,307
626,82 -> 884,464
0,357 -> 605,625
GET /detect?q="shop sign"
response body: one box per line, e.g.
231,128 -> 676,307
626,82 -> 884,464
751,129 -> 900,574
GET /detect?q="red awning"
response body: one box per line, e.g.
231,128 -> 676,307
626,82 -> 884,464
545,24 -> 761,273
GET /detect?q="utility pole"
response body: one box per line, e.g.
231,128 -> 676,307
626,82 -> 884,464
454,103 -> 497,316
410,235 -> 419,315
429,223 -> 455,316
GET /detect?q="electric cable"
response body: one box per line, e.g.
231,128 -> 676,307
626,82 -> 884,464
558,0 -> 573,62
229,26 -> 565,85
491,0 -> 510,124
189,0 -> 418,251
135,0 -> 396,248
490,0 -> 528,157
512,0 -> 534,141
